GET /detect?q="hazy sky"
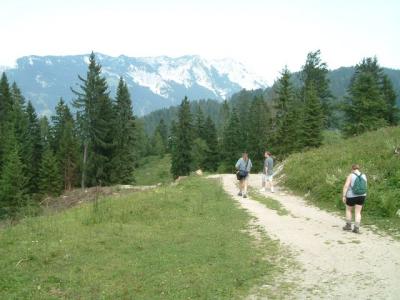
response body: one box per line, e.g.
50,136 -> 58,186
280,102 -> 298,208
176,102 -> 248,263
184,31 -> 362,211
1,0 -> 399,83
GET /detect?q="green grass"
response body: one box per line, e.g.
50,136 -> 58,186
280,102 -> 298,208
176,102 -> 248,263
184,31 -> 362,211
134,154 -> 173,186
0,176 -> 291,299
282,126 -> 400,238
248,188 -> 290,216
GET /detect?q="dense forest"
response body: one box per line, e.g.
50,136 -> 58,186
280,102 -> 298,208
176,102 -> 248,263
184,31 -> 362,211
0,51 -> 398,218
0,53 -> 148,218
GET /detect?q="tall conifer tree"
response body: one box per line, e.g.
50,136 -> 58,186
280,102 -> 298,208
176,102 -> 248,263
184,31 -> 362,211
300,50 -> 333,128
170,97 -> 193,178
221,108 -> 242,171
25,101 -> 42,194
343,58 -> 388,136
72,52 -> 115,187
0,128 -> 27,217
301,83 -> 324,148
111,77 -> 136,184
247,96 -> 271,169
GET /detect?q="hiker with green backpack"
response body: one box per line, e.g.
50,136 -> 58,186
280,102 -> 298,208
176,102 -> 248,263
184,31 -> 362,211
342,164 -> 368,233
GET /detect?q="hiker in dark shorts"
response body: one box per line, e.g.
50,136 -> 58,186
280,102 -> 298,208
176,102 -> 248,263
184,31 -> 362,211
342,164 -> 367,233
235,152 -> 252,198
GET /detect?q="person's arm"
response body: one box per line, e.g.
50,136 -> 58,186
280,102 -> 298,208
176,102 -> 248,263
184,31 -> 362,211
342,174 -> 352,203
235,159 -> 241,170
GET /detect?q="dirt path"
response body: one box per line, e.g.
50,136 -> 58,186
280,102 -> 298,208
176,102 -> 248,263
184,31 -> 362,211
215,174 -> 400,299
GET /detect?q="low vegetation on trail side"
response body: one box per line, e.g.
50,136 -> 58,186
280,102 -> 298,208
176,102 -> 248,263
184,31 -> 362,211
282,126 -> 400,238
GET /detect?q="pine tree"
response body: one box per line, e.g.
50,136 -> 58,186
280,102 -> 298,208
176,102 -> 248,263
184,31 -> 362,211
25,101 -> 42,194
221,108 -> 242,172
0,73 -> 13,171
169,120 -> 179,177
190,138 -> 208,170
0,73 -> 12,124
274,67 -> 302,155
134,119 -> 150,158
111,77 -> 136,184
150,131 -> 165,157
343,58 -> 388,136
72,52 -> 116,187
155,118 -> 168,151
194,105 -> 206,140
203,116 -> 219,171
0,127 -> 27,217
300,50 -> 333,128
170,97 -> 193,178
39,116 -> 51,150
381,74 -> 399,126
246,96 -> 271,170
38,147 -> 62,196
50,98 -> 79,190
10,82 -> 29,146
51,98 -> 74,151
58,120 -> 79,191
218,100 -> 230,134
274,66 -> 292,120
301,82 -> 324,148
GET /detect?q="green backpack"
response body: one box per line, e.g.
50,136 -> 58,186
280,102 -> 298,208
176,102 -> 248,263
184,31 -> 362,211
352,173 -> 367,195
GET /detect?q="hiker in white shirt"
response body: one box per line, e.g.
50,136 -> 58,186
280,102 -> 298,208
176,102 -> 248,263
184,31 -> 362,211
342,164 -> 367,234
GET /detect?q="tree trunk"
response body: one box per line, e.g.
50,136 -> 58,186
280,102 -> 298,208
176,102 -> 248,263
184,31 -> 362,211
81,142 -> 88,190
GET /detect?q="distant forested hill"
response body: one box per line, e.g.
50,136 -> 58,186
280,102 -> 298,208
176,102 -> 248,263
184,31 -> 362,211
142,67 -> 400,135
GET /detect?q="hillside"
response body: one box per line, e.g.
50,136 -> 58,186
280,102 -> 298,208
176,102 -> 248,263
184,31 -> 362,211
282,126 -> 400,236
2,54 -> 267,116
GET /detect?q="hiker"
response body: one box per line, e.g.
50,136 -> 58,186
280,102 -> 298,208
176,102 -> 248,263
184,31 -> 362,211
342,164 -> 367,233
235,152 -> 252,198
260,151 -> 274,193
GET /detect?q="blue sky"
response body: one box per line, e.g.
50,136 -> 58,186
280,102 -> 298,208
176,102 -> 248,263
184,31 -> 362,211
1,0 -> 399,83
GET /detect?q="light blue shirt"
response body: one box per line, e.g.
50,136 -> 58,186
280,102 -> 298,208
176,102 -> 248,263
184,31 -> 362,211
235,158 -> 252,172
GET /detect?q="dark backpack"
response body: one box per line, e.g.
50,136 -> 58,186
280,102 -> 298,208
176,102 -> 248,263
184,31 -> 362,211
352,173 -> 367,195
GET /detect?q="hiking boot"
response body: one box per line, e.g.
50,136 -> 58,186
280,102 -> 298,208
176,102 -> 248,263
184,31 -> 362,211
352,226 -> 360,234
243,194 -> 247,198
238,192 -> 242,196
342,223 -> 352,231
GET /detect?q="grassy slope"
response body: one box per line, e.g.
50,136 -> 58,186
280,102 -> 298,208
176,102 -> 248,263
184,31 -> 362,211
0,176 -> 289,299
282,127 -> 400,237
135,155 -> 173,186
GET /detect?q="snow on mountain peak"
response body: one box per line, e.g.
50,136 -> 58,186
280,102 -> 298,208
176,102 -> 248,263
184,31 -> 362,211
4,53 -> 269,116
124,55 -> 267,100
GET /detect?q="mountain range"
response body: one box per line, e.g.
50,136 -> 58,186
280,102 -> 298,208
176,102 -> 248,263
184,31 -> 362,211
1,53 -> 268,116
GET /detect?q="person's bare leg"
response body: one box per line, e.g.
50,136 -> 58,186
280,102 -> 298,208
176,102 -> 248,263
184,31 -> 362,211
346,205 -> 352,221
243,178 -> 248,196
238,179 -> 243,195
343,205 -> 353,230
354,205 -> 363,230
270,178 -> 274,193
260,175 -> 266,192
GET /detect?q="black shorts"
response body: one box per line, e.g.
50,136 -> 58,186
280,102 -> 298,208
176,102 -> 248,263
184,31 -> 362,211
346,196 -> 366,206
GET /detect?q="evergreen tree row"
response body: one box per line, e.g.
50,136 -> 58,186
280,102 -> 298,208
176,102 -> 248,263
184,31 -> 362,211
0,53 -> 142,218
169,52 -> 398,177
